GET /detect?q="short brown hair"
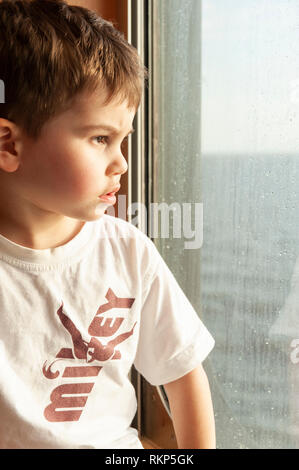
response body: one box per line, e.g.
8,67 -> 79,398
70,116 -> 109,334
0,0 -> 146,138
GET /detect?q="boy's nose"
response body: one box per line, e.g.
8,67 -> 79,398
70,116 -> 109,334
107,151 -> 128,176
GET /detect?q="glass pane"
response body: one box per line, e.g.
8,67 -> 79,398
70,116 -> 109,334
153,0 -> 299,448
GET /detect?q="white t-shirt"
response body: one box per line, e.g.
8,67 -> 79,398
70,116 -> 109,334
0,214 -> 215,449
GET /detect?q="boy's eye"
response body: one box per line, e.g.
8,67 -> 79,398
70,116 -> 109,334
93,136 -> 108,144
93,135 -> 129,148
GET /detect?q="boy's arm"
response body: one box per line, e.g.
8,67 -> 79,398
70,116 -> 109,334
163,364 -> 216,449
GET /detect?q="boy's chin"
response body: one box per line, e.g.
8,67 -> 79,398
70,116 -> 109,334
94,203 -> 115,218
67,204 -> 111,222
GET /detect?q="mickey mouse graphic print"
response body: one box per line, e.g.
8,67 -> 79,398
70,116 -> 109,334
0,215 -> 214,449
43,289 -> 137,423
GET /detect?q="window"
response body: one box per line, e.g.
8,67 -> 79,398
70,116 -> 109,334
150,0 -> 299,448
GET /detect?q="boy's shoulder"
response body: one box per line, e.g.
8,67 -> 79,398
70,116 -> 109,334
95,214 -> 158,259
95,214 -> 160,282
98,214 -> 152,244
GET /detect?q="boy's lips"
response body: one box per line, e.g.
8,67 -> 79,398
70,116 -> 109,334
98,184 -> 121,204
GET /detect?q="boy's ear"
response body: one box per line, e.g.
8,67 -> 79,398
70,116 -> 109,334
0,118 -> 23,172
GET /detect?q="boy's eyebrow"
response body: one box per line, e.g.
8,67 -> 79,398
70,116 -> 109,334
80,124 -> 135,135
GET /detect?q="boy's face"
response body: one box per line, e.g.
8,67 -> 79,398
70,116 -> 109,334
11,86 -> 135,222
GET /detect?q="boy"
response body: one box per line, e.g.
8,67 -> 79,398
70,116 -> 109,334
0,0 -> 215,449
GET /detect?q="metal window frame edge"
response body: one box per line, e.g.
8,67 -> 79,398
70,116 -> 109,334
127,0 -> 154,437
128,0 -> 172,440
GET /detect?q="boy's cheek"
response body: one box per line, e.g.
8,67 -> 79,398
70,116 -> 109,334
59,174 -> 101,199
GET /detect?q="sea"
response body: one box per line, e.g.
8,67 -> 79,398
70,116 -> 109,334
156,153 -> 299,449
199,154 -> 299,448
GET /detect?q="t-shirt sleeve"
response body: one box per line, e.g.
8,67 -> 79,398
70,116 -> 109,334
133,238 -> 215,386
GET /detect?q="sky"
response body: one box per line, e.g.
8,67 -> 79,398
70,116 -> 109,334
201,0 -> 299,155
